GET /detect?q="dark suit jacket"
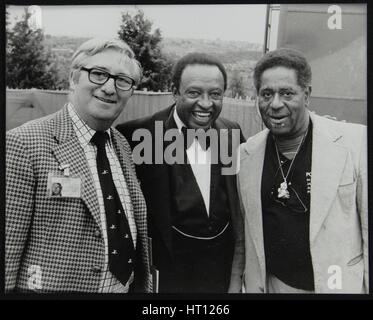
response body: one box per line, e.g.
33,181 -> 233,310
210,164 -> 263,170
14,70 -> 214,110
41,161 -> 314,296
117,105 -> 245,292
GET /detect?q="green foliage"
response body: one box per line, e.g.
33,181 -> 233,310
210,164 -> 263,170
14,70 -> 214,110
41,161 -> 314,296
118,9 -> 173,91
6,9 -> 58,89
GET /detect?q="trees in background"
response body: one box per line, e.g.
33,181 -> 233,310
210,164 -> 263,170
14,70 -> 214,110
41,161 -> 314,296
118,9 -> 173,91
6,8 -> 58,89
228,70 -> 246,99
6,8 -> 258,95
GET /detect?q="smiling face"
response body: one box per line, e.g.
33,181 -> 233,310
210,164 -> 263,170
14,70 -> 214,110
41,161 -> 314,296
173,64 -> 224,130
70,48 -> 135,131
258,66 -> 311,138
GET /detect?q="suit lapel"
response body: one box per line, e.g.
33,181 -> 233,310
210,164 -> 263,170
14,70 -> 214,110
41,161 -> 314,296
51,106 -> 102,231
214,120 -> 238,222
149,107 -> 175,256
241,130 -> 268,283
309,114 -> 348,243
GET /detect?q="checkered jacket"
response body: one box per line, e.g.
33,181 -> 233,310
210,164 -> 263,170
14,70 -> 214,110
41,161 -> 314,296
6,106 -> 152,293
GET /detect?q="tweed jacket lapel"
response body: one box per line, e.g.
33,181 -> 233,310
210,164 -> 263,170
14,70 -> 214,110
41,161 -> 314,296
111,128 -> 152,291
51,106 -> 102,232
240,129 -> 269,283
308,112 -> 348,243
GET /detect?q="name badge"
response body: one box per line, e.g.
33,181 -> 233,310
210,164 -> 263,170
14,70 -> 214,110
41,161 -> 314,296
47,172 -> 82,198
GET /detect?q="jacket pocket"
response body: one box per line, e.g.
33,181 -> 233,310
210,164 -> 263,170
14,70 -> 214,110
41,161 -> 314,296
347,253 -> 363,266
337,180 -> 356,211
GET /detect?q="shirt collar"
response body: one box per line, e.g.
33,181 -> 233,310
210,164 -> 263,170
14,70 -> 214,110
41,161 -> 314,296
173,106 -> 185,133
67,102 -> 112,148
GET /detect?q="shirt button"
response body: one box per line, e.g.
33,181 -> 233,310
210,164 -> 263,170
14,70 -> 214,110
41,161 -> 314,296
92,265 -> 101,273
94,229 -> 101,238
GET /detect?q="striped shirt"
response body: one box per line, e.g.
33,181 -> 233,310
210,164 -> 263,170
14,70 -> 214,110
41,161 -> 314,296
67,103 -> 137,293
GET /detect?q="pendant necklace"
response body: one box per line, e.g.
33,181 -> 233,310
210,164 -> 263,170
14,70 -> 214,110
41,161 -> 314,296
274,130 -> 307,199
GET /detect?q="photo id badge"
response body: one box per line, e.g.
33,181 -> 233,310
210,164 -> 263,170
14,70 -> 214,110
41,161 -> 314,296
47,172 -> 82,198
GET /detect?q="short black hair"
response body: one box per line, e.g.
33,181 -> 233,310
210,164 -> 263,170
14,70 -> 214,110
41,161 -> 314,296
253,48 -> 312,91
171,52 -> 227,91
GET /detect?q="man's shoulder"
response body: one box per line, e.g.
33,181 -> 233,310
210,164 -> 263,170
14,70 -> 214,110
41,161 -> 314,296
117,114 -> 153,133
7,110 -> 59,141
216,116 -> 241,129
311,113 -> 366,144
244,129 -> 269,145
6,110 -> 64,158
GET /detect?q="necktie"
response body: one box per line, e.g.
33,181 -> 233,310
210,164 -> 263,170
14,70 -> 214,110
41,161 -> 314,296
181,126 -> 210,151
91,131 -> 135,285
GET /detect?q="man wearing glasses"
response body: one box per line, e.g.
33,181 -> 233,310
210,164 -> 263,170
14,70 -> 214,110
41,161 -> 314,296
235,48 -> 368,293
6,38 -> 151,293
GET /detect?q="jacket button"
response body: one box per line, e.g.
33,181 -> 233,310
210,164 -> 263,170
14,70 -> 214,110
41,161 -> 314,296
94,229 -> 101,238
92,265 -> 102,273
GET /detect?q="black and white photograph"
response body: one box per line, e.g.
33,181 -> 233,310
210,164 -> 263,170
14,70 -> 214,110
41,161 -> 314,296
4,2 -> 368,299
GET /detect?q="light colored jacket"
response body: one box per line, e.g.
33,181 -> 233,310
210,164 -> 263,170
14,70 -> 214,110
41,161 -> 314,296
236,112 -> 368,293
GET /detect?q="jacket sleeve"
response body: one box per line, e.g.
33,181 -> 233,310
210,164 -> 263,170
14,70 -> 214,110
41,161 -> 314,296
5,131 -> 35,292
356,126 -> 368,293
228,161 -> 246,293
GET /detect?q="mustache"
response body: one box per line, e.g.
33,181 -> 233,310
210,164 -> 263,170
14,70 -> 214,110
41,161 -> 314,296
265,113 -> 290,118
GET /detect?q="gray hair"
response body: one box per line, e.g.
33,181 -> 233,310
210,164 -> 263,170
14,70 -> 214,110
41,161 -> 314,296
70,38 -> 142,86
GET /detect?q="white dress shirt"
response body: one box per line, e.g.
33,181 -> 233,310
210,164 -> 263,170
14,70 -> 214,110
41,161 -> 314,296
68,103 -> 136,293
173,108 -> 211,215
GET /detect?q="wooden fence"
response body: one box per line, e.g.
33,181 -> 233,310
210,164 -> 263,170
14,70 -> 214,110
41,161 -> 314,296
6,89 -> 263,139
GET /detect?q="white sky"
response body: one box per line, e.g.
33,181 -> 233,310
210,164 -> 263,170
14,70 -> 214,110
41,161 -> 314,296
7,4 -> 268,43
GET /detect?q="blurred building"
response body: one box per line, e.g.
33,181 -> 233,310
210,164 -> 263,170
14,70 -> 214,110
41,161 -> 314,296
266,4 -> 366,124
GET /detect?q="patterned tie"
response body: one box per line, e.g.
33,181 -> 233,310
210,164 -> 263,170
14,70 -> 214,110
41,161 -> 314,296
181,126 -> 210,151
91,131 -> 135,285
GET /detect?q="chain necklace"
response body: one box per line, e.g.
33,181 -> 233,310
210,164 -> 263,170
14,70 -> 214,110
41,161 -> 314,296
274,129 -> 308,199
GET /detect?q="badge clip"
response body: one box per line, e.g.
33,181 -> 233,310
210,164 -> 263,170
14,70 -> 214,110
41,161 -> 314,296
59,164 -> 70,177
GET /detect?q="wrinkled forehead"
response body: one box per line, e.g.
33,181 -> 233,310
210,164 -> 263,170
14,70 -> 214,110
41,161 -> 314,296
259,66 -> 299,89
180,64 -> 225,87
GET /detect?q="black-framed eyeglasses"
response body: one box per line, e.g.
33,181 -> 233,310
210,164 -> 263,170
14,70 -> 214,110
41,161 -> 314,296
81,67 -> 135,91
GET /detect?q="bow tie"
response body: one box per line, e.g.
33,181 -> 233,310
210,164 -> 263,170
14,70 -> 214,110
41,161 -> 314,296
181,126 -> 210,151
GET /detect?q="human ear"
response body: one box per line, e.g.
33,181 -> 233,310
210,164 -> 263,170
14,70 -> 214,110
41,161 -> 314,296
69,69 -> 80,89
305,86 -> 312,107
171,84 -> 179,101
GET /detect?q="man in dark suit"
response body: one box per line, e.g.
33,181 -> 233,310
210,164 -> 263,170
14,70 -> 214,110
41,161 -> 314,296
117,53 -> 245,293
6,38 -> 151,293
